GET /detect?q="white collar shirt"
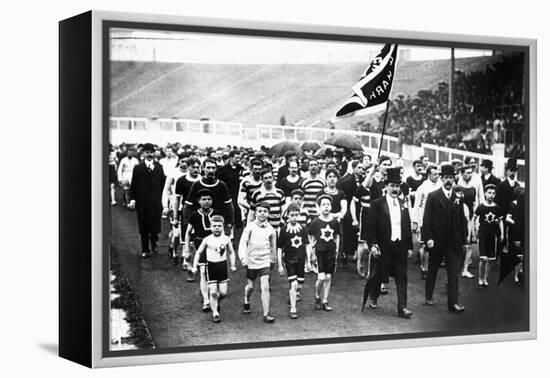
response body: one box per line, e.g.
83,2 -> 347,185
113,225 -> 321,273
442,187 -> 452,199
385,194 -> 401,241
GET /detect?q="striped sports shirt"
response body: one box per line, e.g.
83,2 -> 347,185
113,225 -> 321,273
240,176 -> 263,208
300,176 -> 326,220
353,185 -> 371,210
250,187 -> 285,228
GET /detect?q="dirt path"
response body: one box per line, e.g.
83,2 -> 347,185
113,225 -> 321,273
110,203 -> 528,351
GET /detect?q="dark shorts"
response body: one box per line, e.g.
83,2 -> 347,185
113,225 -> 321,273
109,165 -> 117,184
478,230 -> 497,260
316,249 -> 336,274
284,252 -> 306,282
246,267 -> 270,281
206,260 -> 228,284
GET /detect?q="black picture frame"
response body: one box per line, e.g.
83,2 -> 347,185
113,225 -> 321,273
59,10 -> 537,368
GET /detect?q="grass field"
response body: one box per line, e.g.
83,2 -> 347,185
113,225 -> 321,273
109,194 -> 528,351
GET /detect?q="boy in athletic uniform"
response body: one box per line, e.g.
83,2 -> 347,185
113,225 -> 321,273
308,195 -> 340,311
282,189 -> 309,227
474,184 -> 504,288
192,215 -> 236,323
184,189 -> 219,311
277,204 -> 310,319
238,202 -> 277,323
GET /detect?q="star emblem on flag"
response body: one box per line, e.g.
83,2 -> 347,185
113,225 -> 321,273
290,235 -> 303,249
320,225 -> 334,242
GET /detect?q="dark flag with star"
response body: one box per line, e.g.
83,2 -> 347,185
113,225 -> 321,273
334,44 -> 398,118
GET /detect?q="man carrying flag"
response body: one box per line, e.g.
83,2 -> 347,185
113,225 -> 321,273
335,44 -> 400,305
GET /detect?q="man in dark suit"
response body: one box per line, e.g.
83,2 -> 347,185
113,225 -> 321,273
363,167 -> 413,318
217,150 -> 244,229
495,158 -> 520,215
480,159 -> 500,191
495,158 -> 520,257
128,143 -> 166,258
336,160 -> 365,265
422,163 -> 468,312
275,151 -> 298,188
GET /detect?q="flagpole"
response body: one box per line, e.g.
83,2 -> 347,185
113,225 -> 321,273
376,100 -> 391,158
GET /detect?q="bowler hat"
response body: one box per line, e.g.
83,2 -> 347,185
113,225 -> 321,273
385,167 -> 402,184
506,158 -> 518,171
440,164 -> 455,177
142,143 -> 155,152
481,159 -> 493,170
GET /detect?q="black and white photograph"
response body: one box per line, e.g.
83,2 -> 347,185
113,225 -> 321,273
105,20 -> 532,357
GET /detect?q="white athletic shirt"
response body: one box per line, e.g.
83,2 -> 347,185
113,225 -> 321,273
203,234 -> 232,263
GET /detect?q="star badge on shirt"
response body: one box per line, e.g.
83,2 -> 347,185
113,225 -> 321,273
290,235 -> 303,249
484,212 -> 496,224
217,244 -> 226,256
320,225 -> 334,242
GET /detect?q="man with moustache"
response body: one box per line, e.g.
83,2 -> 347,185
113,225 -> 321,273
495,158 -> 520,217
275,151 -> 298,188
182,158 -> 234,236
299,158 -> 327,222
128,143 -> 166,258
422,163 -> 468,313
412,164 -> 442,279
337,160 -> 365,266
238,158 -> 264,226
362,167 -> 413,319
495,158 -> 521,257
278,160 -> 303,200
217,150 -> 245,229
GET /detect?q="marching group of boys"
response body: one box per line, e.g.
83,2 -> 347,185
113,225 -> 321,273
113,142 -> 525,324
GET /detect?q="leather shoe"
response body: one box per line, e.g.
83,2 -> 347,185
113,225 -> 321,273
449,304 -> 465,313
425,299 -> 434,306
398,308 -> 413,318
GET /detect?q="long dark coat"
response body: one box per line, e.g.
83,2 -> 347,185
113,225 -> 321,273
366,196 -> 413,282
421,188 -> 468,254
337,173 -> 361,254
129,161 -> 165,234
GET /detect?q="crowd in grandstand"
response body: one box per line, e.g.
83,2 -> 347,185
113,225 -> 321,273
352,53 -> 526,158
109,141 -> 525,323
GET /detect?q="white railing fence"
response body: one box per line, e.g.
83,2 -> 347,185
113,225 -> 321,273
109,117 -> 525,184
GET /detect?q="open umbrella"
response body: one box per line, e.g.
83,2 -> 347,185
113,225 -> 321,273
301,140 -> 323,152
325,134 -> 363,151
268,141 -> 302,157
313,145 -> 335,158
